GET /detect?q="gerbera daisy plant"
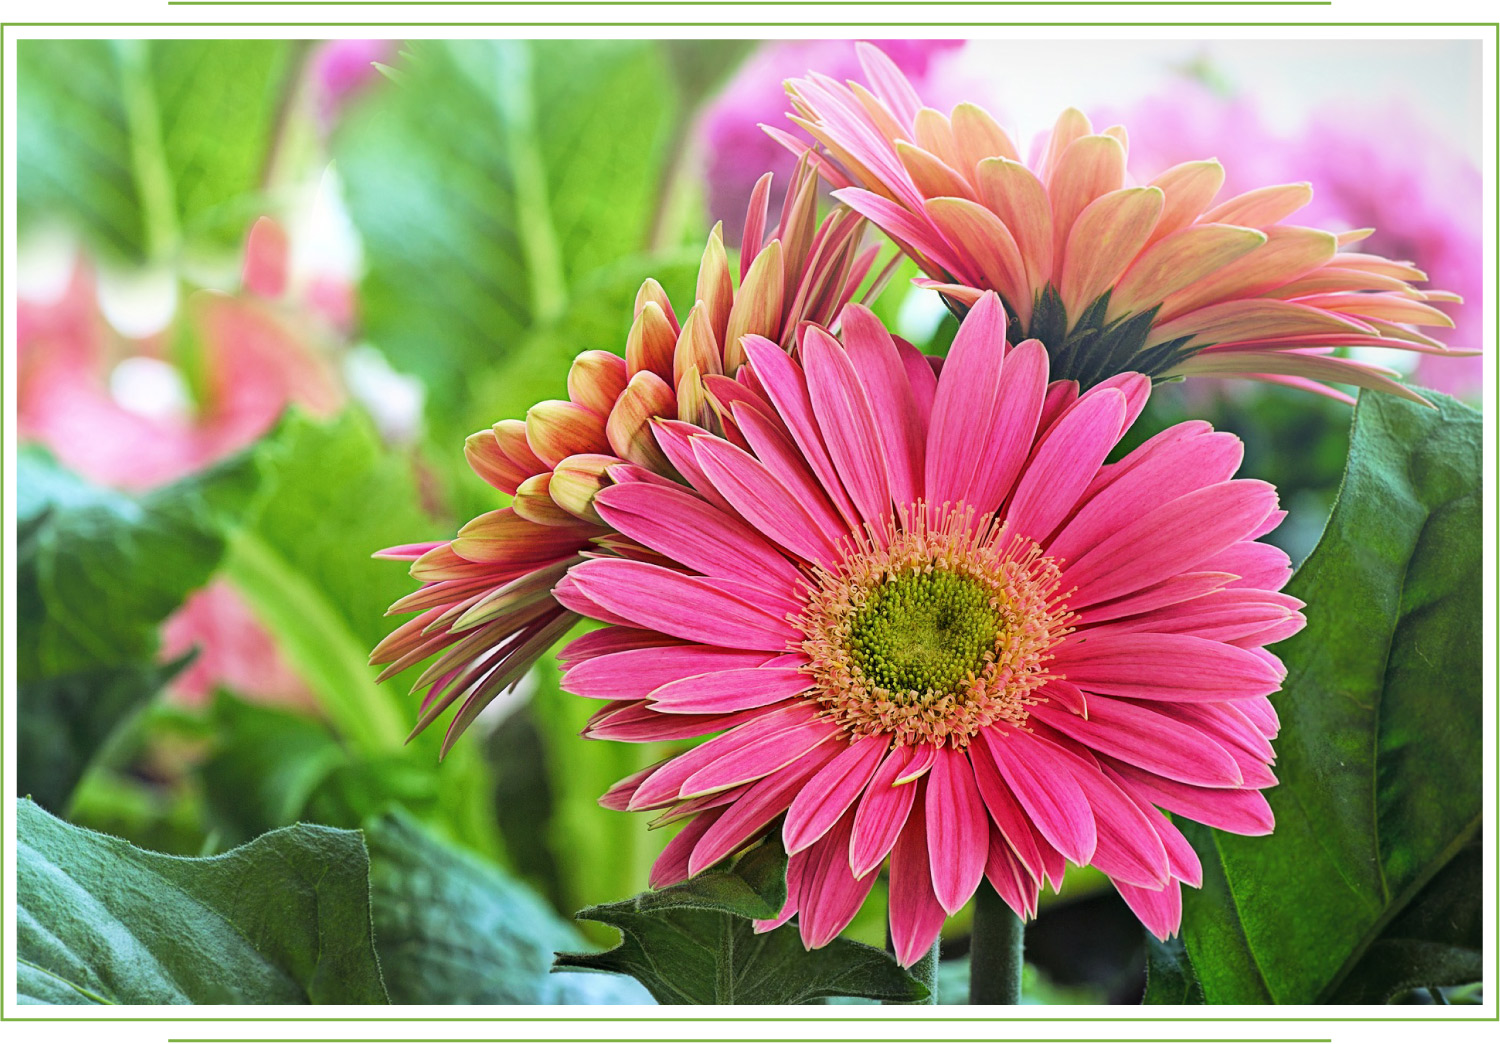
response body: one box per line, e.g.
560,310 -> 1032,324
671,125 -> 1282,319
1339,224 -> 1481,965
557,292 -> 1301,967
772,43 -> 1468,401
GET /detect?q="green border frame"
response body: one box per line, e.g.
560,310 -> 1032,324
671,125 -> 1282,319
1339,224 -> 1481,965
0,14 -> 1495,1024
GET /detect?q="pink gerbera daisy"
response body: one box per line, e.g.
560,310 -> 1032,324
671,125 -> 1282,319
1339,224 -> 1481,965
556,292 -> 1303,964
771,43 -> 1468,402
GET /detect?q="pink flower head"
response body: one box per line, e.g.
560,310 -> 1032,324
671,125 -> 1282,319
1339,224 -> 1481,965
557,292 -> 1302,962
373,162 -> 881,754
775,43 -> 1470,403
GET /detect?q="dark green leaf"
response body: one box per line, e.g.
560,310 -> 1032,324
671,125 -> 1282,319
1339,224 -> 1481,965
557,838 -> 929,1005
16,447 -> 264,810
17,798 -> 388,1005
1143,934 -> 1205,1005
18,40 -> 295,263
1179,389 -> 1482,1003
364,808 -> 650,1004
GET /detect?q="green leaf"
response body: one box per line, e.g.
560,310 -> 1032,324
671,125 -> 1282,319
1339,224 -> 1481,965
18,40 -> 295,264
557,838 -> 930,1005
16,447 -> 264,810
17,798 -> 388,1005
221,410 -> 504,859
333,40 -> 680,423
1143,934 -> 1205,1005
364,808 -> 651,1004
1178,389 -> 1482,1003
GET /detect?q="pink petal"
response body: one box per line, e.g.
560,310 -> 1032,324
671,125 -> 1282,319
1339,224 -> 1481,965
895,336 -> 938,429
1056,744 -> 1171,888
802,325 -> 892,525
583,700 -> 770,743
849,745 -> 922,876
839,304 -> 925,506
924,291 -> 1009,509
1029,695 -> 1243,787
1116,878 -> 1183,941
689,434 -> 843,568
925,748 -> 990,914
985,825 -> 1041,919
887,791 -> 948,968
650,418 -> 738,516
796,807 -> 881,949
1006,387 -> 1125,545
1197,540 -> 1293,591
978,727 -> 1097,865
629,703 -> 821,807
740,335 -> 862,530
1053,631 -> 1284,702
648,664 -> 813,715
1048,430 -> 1243,565
1078,571 -> 1236,624
1063,481 -> 1280,608
563,644 -> 774,700
559,625 -> 679,664
966,737 -> 1048,886
730,402 -> 855,545
965,338 -> 1049,516
680,717 -> 839,799
567,558 -> 800,651
1105,759 -> 1275,835
650,808 -> 725,888
784,734 -> 890,854
593,480 -> 805,593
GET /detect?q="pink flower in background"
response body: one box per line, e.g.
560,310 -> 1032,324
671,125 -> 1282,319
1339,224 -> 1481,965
311,38 -> 395,129
561,295 -> 1301,962
1107,79 -> 1483,399
700,39 -> 964,245
17,218 -> 342,706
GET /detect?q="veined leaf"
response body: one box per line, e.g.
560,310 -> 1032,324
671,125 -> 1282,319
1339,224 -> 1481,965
1161,389 -> 1481,1004
18,40 -> 295,263
333,39 -> 681,429
556,838 -> 929,1005
365,808 -> 650,1004
17,798 -> 388,1005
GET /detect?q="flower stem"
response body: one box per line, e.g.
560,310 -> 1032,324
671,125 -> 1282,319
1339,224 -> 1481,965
969,881 -> 1024,1004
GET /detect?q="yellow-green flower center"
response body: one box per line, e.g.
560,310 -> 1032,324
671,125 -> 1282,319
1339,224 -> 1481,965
848,569 -> 1004,698
796,504 -> 1075,750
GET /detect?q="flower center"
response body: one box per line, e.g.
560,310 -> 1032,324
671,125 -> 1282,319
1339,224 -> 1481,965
848,570 -> 1004,698
798,504 -> 1073,750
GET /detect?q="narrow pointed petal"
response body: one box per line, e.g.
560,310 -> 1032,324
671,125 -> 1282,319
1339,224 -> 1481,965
802,325 -> 892,525
925,748 -> 990,914
1006,387 -> 1126,545
797,809 -> 880,948
784,734 -> 890,854
648,665 -> 813,715
562,644 -> 771,701
979,728 -> 1097,865
850,746 -> 922,876
839,304 -> 925,505
1030,696 -> 1242,786
887,793 -> 947,967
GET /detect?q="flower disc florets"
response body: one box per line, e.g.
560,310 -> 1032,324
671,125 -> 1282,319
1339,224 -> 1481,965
799,503 -> 1073,750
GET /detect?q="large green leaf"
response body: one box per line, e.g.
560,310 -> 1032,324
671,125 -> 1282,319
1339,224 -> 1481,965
1166,389 -> 1481,1004
333,40 -> 681,426
18,40 -> 295,263
556,838 -> 929,1005
364,808 -> 650,1004
17,798 -> 388,1005
16,447 -> 263,810
221,410 -> 503,858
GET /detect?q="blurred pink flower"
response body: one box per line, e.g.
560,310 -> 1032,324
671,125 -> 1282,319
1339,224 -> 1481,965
311,39 -> 395,129
700,39 -> 964,245
17,218 -> 343,707
1106,79 -> 1482,399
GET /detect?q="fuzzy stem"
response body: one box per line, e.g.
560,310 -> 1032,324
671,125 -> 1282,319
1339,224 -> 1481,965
969,881 -> 1024,1004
